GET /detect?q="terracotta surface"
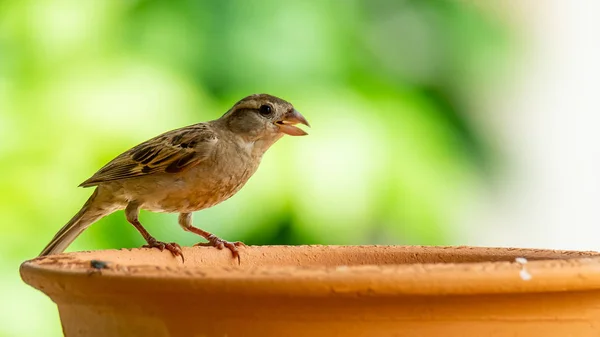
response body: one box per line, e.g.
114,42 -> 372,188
20,245 -> 600,337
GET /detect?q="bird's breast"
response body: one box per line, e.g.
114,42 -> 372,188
146,152 -> 260,213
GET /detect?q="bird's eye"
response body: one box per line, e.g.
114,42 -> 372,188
259,104 -> 272,116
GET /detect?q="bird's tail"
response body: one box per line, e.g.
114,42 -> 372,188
39,188 -> 111,256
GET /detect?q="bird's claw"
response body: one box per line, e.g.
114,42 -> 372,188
195,237 -> 245,263
143,239 -> 185,262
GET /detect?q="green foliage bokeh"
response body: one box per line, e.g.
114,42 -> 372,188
0,0 -> 511,336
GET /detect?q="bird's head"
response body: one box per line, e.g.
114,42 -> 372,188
219,94 -> 310,142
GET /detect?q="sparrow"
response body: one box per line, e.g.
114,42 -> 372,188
39,94 -> 309,262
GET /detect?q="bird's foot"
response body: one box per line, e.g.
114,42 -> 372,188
143,238 -> 184,262
195,235 -> 245,263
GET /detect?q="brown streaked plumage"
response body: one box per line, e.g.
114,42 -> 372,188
39,94 -> 309,262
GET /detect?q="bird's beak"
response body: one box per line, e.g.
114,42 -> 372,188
275,109 -> 310,136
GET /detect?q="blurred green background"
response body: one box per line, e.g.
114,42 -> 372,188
0,0 -> 512,336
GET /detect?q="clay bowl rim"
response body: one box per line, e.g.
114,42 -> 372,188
20,245 -> 600,297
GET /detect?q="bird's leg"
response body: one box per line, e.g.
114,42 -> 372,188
125,202 -> 184,261
178,213 -> 245,263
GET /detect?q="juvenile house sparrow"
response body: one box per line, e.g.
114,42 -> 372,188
39,94 -> 309,262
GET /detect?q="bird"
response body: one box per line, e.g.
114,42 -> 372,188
39,93 -> 309,262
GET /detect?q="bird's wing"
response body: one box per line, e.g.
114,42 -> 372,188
79,124 -> 218,187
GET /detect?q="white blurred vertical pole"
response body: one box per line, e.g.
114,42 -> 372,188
462,1 -> 600,250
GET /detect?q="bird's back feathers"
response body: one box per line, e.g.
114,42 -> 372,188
79,124 -> 218,187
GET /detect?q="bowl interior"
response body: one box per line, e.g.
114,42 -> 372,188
28,245 -> 600,271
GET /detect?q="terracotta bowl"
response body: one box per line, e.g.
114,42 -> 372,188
20,245 -> 600,337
